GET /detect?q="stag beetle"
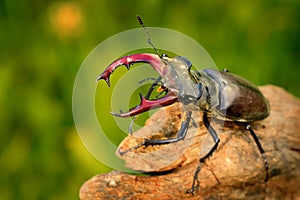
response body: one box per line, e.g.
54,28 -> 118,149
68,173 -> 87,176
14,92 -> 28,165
96,16 -> 270,194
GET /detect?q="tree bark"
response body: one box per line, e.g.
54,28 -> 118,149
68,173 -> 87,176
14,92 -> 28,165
80,85 -> 300,199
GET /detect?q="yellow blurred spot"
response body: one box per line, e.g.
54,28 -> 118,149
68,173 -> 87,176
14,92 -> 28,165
157,86 -> 166,93
49,2 -> 83,39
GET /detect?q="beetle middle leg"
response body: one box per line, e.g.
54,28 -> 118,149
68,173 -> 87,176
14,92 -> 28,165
119,111 -> 192,155
187,112 -> 220,194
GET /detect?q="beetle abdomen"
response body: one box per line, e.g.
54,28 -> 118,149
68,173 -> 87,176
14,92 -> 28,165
204,69 -> 270,122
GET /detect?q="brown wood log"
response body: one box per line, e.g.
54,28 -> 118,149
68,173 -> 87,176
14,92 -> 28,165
80,85 -> 300,199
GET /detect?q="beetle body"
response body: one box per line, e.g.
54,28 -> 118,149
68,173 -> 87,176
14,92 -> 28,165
142,55 -> 270,123
97,43 -> 270,194
195,68 -> 270,122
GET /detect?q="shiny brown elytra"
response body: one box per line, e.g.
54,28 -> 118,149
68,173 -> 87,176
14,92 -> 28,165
200,68 -> 270,122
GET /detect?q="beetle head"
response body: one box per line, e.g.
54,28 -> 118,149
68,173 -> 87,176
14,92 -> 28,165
97,53 -> 203,117
160,55 -> 202,103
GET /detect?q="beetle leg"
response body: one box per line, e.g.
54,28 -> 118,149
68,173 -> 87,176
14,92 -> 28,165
128,116 -> 137,135
245,124 -> 269,182
190,117 -> 197,128
137,77 -> 157,85
144,76 -> 163,99
119,111 -> 192,155
187,112 -> 220,194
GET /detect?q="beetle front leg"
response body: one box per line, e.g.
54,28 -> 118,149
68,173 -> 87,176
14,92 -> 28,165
144,76 -> 164,99
118,111 -> 192,155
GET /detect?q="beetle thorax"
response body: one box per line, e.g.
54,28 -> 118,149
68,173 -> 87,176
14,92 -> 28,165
161,56 -> 201,100
194,70 -> 220,112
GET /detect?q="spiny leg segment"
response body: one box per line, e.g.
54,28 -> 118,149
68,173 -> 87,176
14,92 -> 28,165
119,111 -> 192,155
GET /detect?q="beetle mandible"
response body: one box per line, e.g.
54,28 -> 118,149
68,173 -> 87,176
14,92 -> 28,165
96,16 -> 270,194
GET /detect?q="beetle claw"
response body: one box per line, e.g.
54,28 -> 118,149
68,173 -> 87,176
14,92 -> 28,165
111,92 -> 177,118
97,53 -> 167,86
97,53 -> 177,117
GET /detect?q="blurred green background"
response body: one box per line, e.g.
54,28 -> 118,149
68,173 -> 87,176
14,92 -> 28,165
1,0 -> 299,199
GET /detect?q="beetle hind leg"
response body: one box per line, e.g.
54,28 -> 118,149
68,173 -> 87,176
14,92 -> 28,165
245,124 -> 269,182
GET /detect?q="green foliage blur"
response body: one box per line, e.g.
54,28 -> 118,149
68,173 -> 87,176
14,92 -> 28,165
0,0 -> 299,199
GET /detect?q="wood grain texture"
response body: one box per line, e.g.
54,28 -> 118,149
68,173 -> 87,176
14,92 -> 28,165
80,85 -> 300,199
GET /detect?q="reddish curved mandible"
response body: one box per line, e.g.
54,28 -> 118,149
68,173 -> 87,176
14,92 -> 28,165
97,53 -> 177,117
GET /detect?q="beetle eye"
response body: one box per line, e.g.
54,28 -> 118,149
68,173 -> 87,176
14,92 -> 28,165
161,54 -> 168,58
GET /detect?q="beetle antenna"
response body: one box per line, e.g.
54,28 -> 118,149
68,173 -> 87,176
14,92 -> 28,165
136,15 -> 161,57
